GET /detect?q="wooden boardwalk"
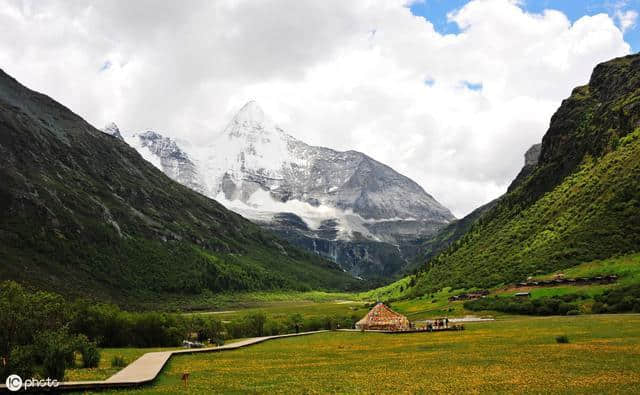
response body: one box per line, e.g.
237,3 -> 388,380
0,331 -> 327,392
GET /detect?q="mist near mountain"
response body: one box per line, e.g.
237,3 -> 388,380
106,101 -> 455,279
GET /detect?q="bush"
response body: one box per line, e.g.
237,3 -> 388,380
323,316 -> 337,330
111,355 -> 127,368
5,346 -> 36,381
591,302 -> 605,313
264,320 -> 286,336
464,295 -> 582,316
555,335 -> 570,344
245,312 -> 267,337
566,309 -> 580,316
34,329 -> 76,380
288,313 -> 304,332
593,285 -> 640,313
194,317 -> 224,343
76,335 -> 100,368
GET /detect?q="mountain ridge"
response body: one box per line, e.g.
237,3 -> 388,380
0,68 -> 361,305
106,101 -> 454,279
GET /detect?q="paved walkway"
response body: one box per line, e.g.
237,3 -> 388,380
0,331 -> 327,393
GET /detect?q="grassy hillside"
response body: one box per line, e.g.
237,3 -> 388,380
405,198 -> 499,274
409,54 -> 640,294
0,69 -> 361,304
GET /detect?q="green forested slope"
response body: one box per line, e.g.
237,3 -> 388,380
411,54 -> 640,293
0,69 -> 361,303
404,198 -> 499,274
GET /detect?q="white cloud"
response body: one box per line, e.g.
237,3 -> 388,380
0,0 -> 631,217
616,9 -> 638,32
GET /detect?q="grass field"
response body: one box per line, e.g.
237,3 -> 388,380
190,299 -> 371,321
90,314 -> 640,394
66,347 -> 182,381
174,254 -> 640,322
188,295 -> 470,323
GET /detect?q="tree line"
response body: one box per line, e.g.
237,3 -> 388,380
0,281 -> 360,382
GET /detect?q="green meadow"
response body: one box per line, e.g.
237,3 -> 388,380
58,253 -> 640,390
189,300 -> 370,322
91,314 -> 640,394
66,347 -> 181,382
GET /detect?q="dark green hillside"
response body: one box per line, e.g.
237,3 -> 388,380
0,70 -> 360,303
411,54 -> 640,293
404,198 -> 499,274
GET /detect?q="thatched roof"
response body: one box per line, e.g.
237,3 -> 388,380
355,302 -> 410,331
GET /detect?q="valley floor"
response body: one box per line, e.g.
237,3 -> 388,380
83,314 -> 640,394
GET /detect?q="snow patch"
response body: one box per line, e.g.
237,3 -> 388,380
214,188 -> 384,242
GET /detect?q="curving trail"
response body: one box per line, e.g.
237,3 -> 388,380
0,331 -> 328,393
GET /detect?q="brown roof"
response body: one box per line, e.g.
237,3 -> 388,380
356,302 -> 410,331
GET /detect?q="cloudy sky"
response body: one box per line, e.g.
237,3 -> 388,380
0,0 -> 637,217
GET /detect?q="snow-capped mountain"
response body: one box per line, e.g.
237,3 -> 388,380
104,123 -> 206,194
103,101 -> 455,279
103,122 -> 124,140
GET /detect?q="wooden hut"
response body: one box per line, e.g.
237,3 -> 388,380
355,302 -> 410,331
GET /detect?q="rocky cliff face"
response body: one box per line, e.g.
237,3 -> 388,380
524,143 -> 542,167
508,143 -> 542,192
102,122 -> 124,140
102,124 -> 206,194
105,101 -> 455,279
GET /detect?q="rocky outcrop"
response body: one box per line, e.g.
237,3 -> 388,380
102,122 -> 124,140
135,131 -> 206,195
508,143 -> 542,192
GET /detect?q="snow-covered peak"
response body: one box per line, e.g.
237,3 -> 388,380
236,100 -> 264,120
223,100 -> 276,138
105,104 -> 455,277
102,122 -> 124,140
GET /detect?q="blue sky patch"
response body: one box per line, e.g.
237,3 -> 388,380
463,81 -> 483,91
408,0 -> 640,52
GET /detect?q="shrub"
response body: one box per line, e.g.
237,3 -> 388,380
555,335 -> 570,344
464,295 -> 582,316
591,302 -> 605,314
195,317 -> 224,343
43,352 -> 67,380
5,346 -> 36,381
594,285 -> 640,313
76,335 -> 100,368
111,355 -> 127,368
566,309 -> 580,316
34,329 -> 76,380
288,313 -> 304,331
245,312 -> 267,337
264,320 -> 286,336
323,316 -> 337,330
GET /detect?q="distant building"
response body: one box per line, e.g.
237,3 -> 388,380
355,302 -> 410,331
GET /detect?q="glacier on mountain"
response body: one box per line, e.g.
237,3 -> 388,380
102,101 -> 454,278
